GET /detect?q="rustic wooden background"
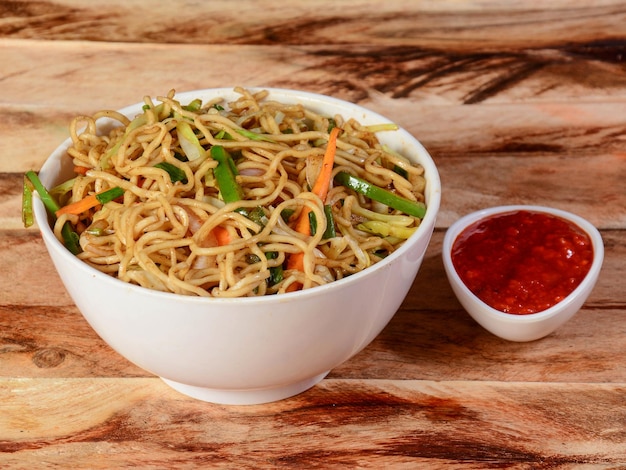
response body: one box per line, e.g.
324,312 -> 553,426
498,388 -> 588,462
1,0 -> 625,468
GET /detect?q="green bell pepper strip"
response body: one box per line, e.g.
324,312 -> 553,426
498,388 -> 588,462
182,98 -> 202,112
210,146 -> 276,232
334,171 -> 426,219
24,171 -> 82,255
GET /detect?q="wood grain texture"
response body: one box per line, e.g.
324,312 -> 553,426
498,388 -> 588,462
2,0 -> 626,50
3,38 -> 626,108
1,0 -> 625,466
1,378 -> 625,468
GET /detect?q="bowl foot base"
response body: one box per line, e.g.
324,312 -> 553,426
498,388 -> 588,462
161,371 -> 329,405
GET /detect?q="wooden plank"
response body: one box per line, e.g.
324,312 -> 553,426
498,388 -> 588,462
1,0 -> 625,50
0,230 -> 69,305
3,299 -> 623,384
0,105 -> 76,174
2,39 -> 626,111
436,151 -> 626,229
0,299 -> 147,378
0,378 -> 624,467
1,1 -> 624,465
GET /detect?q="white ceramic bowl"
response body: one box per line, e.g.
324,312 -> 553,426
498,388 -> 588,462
442,205 -> 603,342
33,88 -> 441,405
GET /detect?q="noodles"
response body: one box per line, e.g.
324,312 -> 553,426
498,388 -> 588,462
52,87 -> 427,297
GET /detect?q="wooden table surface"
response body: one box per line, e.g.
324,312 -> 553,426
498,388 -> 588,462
1,1 -> 625,467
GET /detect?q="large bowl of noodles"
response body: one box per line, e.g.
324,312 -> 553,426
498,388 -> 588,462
32,87 -> 441,405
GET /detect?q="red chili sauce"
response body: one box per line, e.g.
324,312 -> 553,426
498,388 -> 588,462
451,210 -> 593,314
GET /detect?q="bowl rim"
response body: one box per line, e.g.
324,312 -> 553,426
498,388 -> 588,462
33,87 -> 442,304
442,204 -> 604,322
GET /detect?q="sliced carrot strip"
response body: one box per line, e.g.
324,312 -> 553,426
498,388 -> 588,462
286,251 -> 304,271
212,225 -> 231,246
73,165 -> 90,175
286,127 -> 341,289
55,194 -> 100,217
285,280 -> 301,293
311,126 -> 341,200
293,127 -> 341,237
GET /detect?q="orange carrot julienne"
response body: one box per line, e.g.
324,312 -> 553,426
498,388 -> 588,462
292,209 -> 313,236
287,251 -> 305,272
311,126 -> 341,200
284,280 -> 302,293
55,193 -> 100,217
286,127 -> 341,284
55,187 -> 124,217
73,165 -> 90,175
212,225 -> 231,246
293,126 -> 341,238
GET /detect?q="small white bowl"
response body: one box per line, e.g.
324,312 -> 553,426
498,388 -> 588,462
33,87 -> 441,405
442,205 -> 604,342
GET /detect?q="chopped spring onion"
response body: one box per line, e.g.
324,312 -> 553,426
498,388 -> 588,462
183,99 -> 202,112
154,162 -> 188,184
22,175 -> 34,227
265,251 -> 283,286
25,170 -> 60,215
357,220 -> 417,239
351,204 -> 415,227
24,171 -> 82,254
281,208 -> 295,223
364,123 -> 399,133
214,129 -> 233,140
327,118 -> 337,133
177,120 -> 206,161
50,177 -> 76,200
322,204 -> 336,239
393,165 -> 409,178
55,186 -> 123,217
95,186 -> 124,204
334,171 -> 426,219
235,128 -> 276,143
247,206 -> 268,227
211,145 -> 245,203
308,211 -> 318,236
